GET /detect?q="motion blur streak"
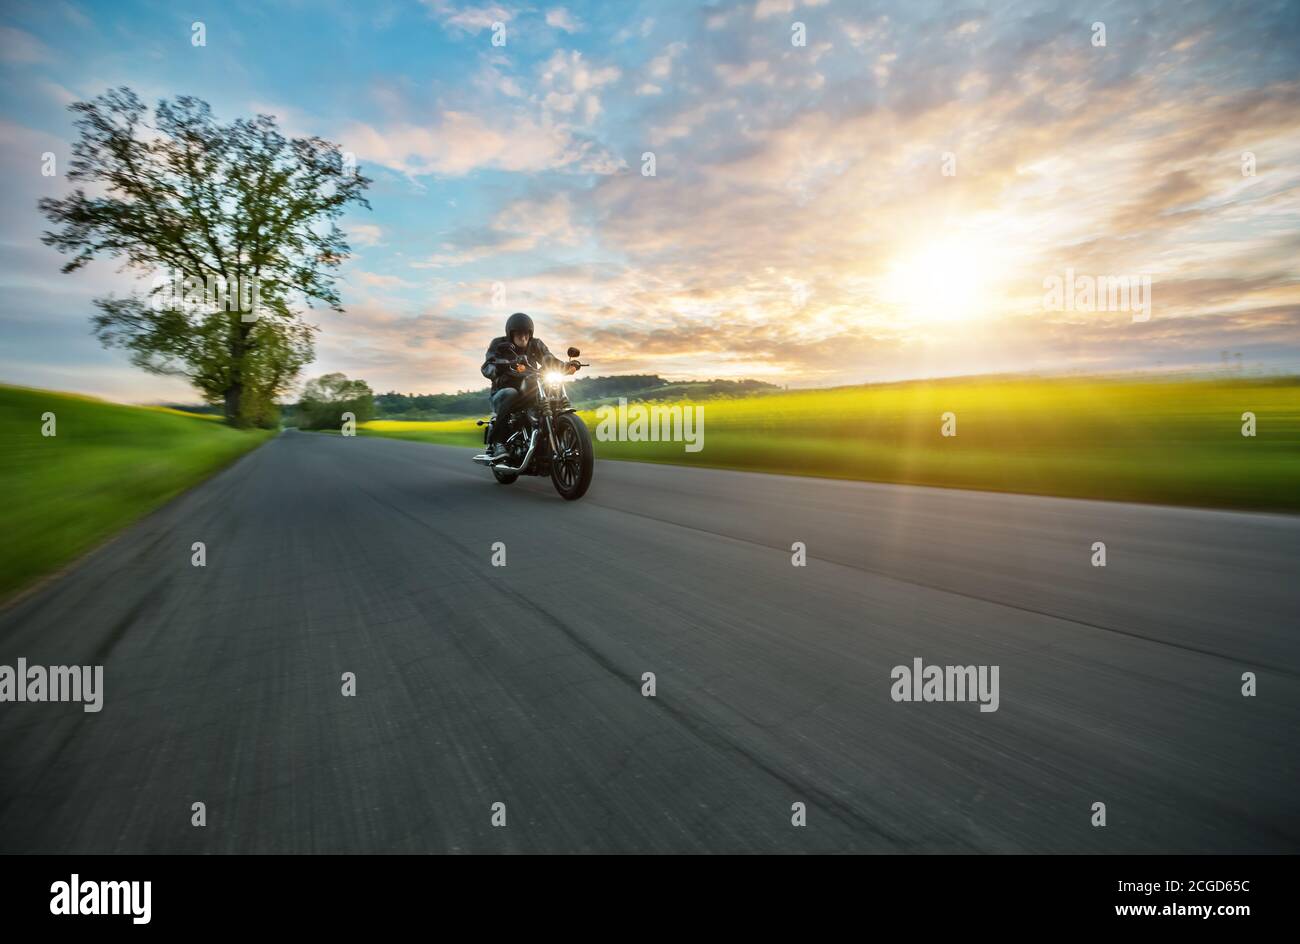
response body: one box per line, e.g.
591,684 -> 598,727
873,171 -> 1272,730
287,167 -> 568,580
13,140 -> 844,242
1,433 -> 1296,852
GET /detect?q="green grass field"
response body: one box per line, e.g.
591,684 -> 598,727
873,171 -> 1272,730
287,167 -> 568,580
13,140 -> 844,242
0,384 -> 273,599
352,376 -> 1300,512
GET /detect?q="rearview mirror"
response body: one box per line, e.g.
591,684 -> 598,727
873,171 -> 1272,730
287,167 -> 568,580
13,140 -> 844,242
567,347 -> 581,358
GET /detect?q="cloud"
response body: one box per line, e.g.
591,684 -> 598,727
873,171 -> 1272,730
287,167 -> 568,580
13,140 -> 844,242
647,42 -> 686,81
36,80 -> 78,107
754,0 -> 830,19
422,1 -> 514,33
248,101 -> 316,139
353,271 -> 418,289
348,223 -> 384,248
545,7 -> 583,33
335,44 -> 627,181
0,26 -> 54,64
753,0 -> 796,18
538,48 -> 621,124
307,298 -> 498,393
58,2 -> 93,30
715,59 -> 770,87
344,111 -> 585,177
415,192 -> 584,268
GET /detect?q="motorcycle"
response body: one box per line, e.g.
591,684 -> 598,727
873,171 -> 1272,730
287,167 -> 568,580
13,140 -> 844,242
472,346 -> 595,500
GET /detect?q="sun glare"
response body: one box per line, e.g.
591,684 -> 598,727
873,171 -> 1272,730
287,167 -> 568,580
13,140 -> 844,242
881,237 -> 999,324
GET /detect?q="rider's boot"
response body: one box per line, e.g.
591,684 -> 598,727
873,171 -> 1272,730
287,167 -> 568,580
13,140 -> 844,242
486,420 -> 505,457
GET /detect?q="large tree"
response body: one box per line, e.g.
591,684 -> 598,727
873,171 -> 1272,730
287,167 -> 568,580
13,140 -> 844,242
39,88 -> 371,426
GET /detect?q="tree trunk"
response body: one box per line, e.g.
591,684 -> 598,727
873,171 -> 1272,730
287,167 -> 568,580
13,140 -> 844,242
223,382 -> 245,426
223,318 -> 251,427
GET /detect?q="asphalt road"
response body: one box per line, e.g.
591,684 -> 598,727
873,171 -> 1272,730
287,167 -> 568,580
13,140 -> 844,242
1,430 -> 1297,852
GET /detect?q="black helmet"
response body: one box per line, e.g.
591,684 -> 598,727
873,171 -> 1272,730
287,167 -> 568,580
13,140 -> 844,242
505,312 -> 534,338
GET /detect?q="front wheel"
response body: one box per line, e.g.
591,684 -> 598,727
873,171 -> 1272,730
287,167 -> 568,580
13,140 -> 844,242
550,413 -> 593,500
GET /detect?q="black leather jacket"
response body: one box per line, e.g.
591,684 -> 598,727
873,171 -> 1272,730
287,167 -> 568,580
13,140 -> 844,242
480,336 -> 565,393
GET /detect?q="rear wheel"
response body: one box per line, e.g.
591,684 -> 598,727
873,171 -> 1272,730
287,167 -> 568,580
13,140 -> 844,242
550,413 -> 593,500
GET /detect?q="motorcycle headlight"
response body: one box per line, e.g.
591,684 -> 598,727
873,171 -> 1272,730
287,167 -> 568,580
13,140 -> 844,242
544,371 -> 566,386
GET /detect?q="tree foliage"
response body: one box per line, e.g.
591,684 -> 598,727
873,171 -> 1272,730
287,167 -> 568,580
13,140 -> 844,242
296,372 -> 376,430
39,88 -> 371,426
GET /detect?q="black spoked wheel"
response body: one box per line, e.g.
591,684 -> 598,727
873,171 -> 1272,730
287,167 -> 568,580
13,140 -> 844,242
550,413 -> 593,500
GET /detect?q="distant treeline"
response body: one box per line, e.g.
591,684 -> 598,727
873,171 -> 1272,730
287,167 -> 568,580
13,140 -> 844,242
158,403 -> 223,416
163,375 -> 780,422
374,375 -> 778,419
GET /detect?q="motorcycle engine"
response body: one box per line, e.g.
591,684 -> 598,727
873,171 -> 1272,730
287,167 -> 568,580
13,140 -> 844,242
504,431 -> 527,462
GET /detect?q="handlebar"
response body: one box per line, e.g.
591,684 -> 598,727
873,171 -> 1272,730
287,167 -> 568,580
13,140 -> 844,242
491,357 -> 586,373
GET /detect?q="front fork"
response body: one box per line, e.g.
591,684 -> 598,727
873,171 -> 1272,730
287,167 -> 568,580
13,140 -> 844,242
543,411 -> 559,458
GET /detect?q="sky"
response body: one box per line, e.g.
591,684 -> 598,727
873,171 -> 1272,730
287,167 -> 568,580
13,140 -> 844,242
1,0 -> 1298,402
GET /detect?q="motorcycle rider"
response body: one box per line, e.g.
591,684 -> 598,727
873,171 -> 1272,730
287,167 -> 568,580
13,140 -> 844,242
480,312 -> 576,455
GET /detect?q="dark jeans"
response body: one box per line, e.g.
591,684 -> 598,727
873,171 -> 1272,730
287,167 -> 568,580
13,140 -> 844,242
489,387 -> 521,444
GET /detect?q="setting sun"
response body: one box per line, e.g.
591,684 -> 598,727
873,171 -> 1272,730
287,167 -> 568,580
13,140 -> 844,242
881,237 -> 1000,324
